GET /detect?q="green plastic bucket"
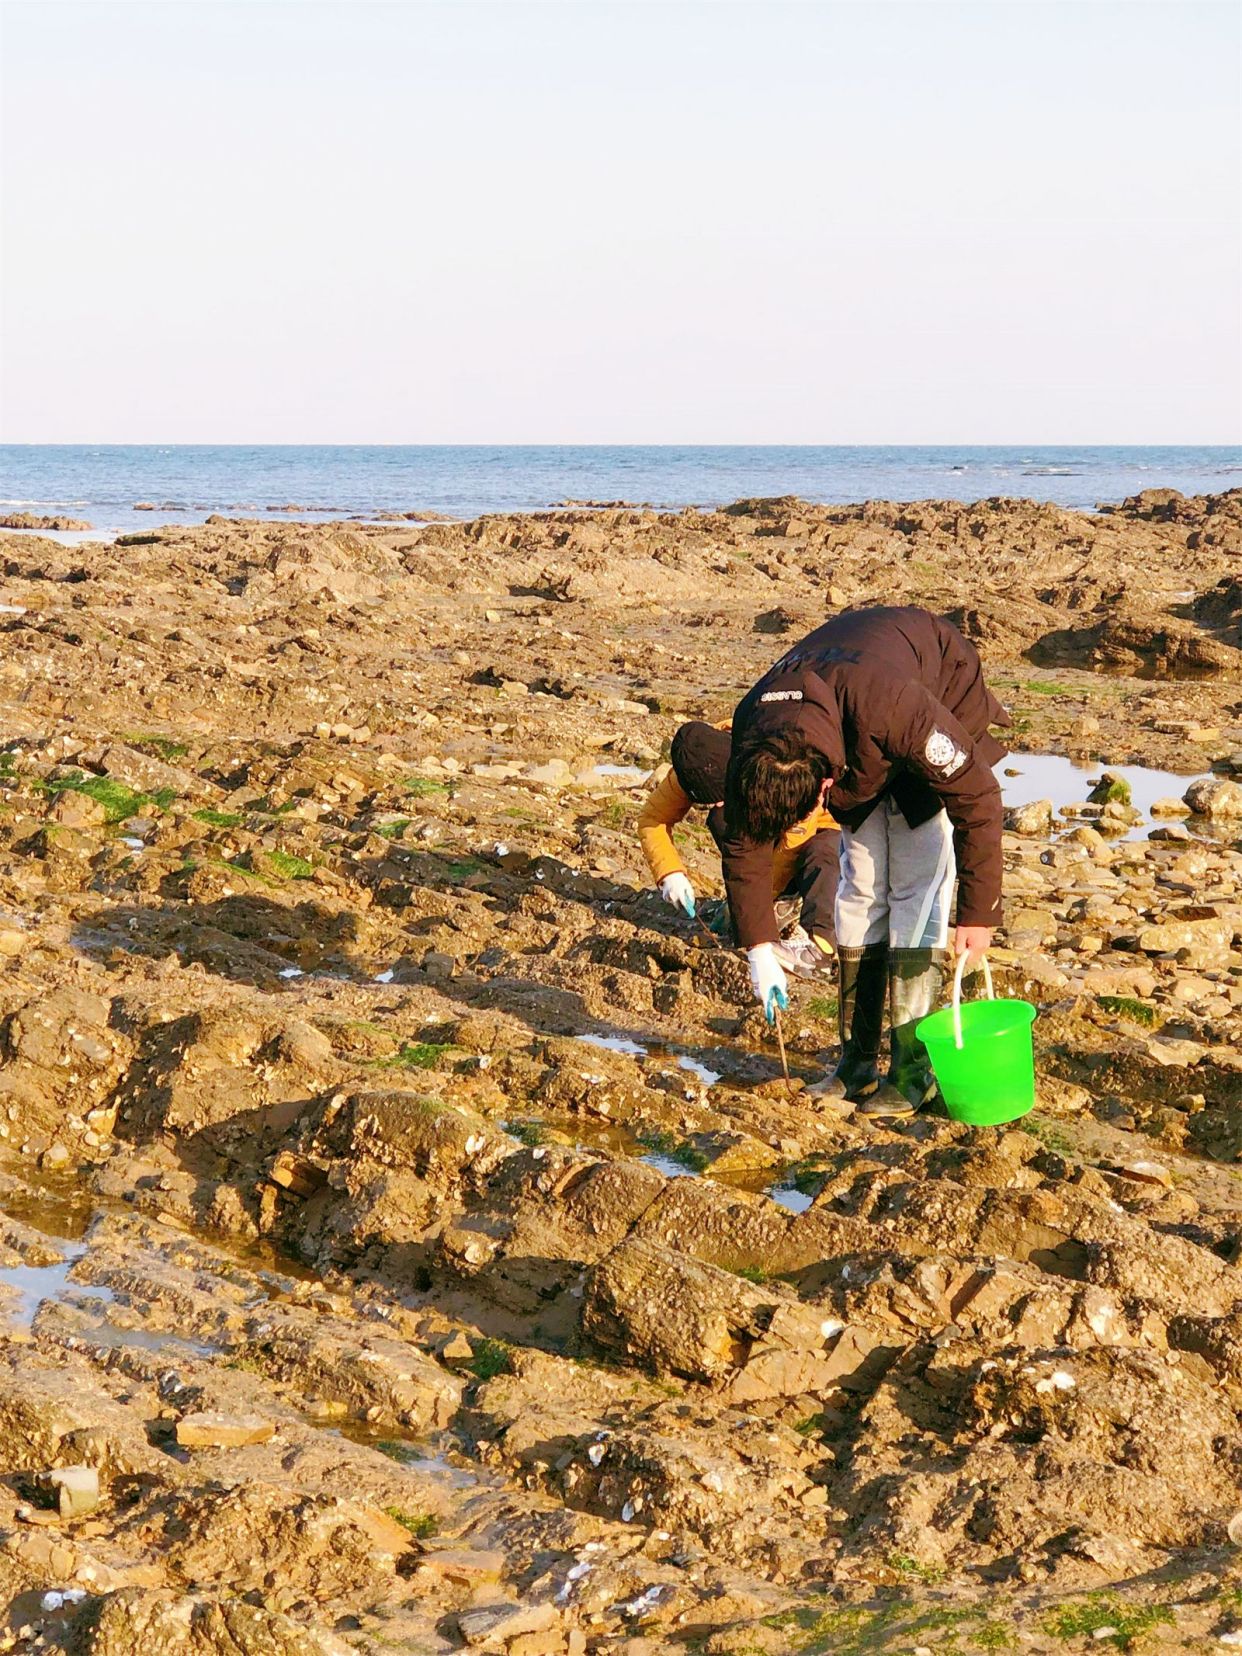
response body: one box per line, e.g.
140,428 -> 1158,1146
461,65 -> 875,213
916,957 -> 1037,1126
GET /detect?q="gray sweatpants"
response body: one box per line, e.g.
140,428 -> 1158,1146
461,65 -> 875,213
835,797 -> 956,951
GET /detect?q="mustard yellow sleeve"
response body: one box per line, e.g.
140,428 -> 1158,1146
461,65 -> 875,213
774,808 -> 837,894
638,767 -> 694,884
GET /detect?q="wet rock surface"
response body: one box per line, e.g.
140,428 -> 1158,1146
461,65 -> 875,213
0,496 -> 1241,1648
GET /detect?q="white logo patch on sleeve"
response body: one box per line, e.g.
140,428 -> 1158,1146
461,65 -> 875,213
925,729 -> 967,776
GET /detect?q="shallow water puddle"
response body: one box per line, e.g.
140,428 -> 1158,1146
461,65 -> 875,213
576,1033 -> 648,1057
765,1184 -> 815,1215
575,1032 -> 739,1088
0,1243 -> 114,1333
506,1112 -> 812,1210
317,1420 -> 482,1488
66,1309 -> 221,1360
0,1219 -> 225,1355
0,1179 -> 95,1243
677,1055 -> 723,1086
998,754 -> 1211,841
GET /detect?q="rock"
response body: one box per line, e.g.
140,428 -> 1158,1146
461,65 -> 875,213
10,989 -> 114,1071
417,1546 -> 505,1583
47,789 -> 106,828
457,1601 -> 558,1647
1184,776 -> 1242,818
1088,771 -> 1132,806
97,742 -> 222,803
1136,910 -> 1233,965
0,512 -> 92,531
1007,907 -> 1057,939
175,1411 -> 276,1448
524,760 -> 571,785
37,1464 -> 100,1517
69,1588 -> 354,1654
268,1152 -> 328,1198
1004,799 -> 1053,836
1150,796 -> 1192,817
0,924 -> 25,957
1143,1035 -> 1207,1067
1100,799 -> 1140,828
1119,1161 -> 1173,1188
583,1236 -> 856,1396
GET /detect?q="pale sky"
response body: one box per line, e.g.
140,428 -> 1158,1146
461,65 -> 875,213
1,0 -> 1238,443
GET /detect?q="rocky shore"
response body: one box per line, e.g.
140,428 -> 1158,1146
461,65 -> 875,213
0,490 -> 1241,1652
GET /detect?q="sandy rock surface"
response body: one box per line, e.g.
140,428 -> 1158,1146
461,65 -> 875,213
0,492 -> 1240,1650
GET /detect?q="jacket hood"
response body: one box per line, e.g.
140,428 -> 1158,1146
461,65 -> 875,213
734,669 -> 848,777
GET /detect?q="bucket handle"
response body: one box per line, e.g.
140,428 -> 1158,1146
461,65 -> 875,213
951,952 -> 995,1050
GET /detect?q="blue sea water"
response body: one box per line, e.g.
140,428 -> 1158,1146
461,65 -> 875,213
0,444 -> 1238,535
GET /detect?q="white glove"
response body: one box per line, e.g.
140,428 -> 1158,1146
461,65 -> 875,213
747,942 -> 789,1023
658,872 -> 696,917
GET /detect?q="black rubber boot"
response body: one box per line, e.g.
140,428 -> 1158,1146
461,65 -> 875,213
807,944 -> 887,1105
858,948 -> 947,1118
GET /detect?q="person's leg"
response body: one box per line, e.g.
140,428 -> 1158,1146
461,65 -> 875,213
833,813 -> 888,949
768,829 -> 840,976
858,807 -> 955,1118
793,828 -> 840,951
808,815 -> 888,1105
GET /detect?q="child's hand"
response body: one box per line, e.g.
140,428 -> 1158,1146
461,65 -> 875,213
659,873 -> 696,917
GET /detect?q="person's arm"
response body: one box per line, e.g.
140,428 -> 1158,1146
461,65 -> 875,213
881,684 -> 1003,950
720,831 -> 780,947
721,838 -> 789,1019
637,768 -> 693,885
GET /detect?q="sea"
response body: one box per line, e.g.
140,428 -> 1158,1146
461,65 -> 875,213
1,445 -> 1238,536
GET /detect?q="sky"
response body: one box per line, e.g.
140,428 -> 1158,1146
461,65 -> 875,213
1,0 -> 1239,444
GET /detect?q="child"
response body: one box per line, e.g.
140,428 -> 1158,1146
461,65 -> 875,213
638,720 -> 839,974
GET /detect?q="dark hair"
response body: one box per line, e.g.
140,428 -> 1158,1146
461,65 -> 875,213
670,722 -> 731,804
725,728 -> 830,843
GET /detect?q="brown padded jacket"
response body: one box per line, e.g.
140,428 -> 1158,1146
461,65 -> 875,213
722,606 -> 1010,947
637,763 -> 836,892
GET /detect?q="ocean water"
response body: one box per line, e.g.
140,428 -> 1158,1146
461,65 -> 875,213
1,444 -> 1238,535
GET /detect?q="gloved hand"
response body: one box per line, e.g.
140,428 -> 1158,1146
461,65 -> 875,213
658,872 -> 696,917
747,942 -> 789,1023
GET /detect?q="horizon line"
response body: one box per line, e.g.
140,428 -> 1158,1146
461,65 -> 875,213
2,440 -> 1240,451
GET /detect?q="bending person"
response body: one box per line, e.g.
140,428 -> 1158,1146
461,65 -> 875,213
721,606 -> 1009,1118
637,719 -> 839,974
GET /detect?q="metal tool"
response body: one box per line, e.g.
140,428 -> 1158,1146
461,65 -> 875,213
692,911 -> 796,1098
771,1002 -> 794,1098
693,911 -> 725,953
